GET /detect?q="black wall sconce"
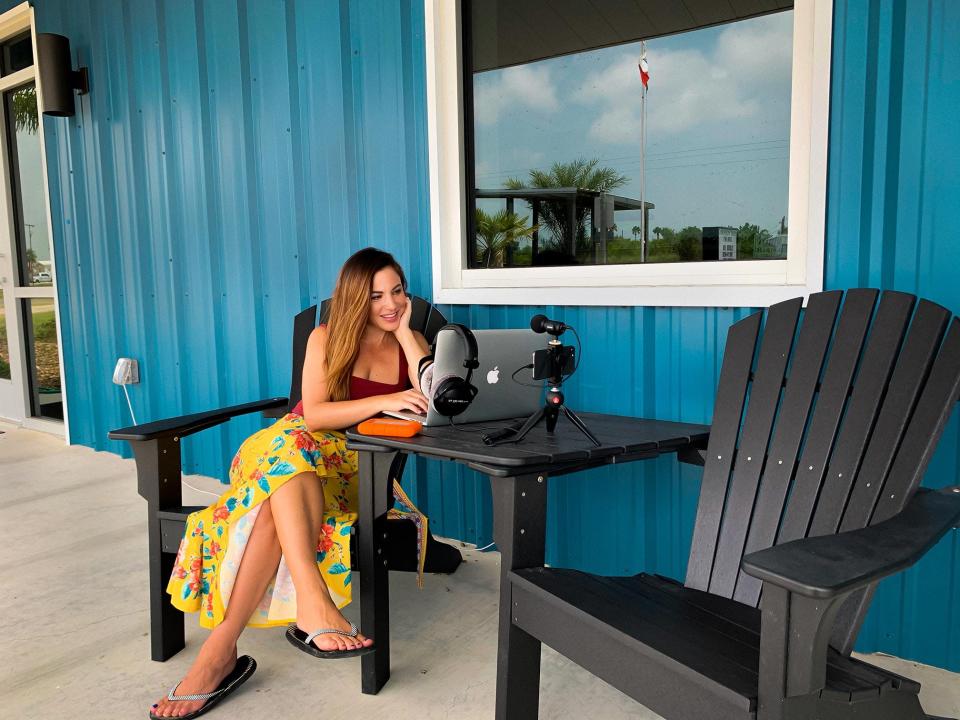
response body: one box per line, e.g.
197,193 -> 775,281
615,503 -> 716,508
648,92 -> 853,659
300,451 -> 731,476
35,33 -> 88,117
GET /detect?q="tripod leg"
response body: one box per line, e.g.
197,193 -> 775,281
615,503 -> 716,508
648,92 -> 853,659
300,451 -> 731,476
561,406 -> 602,447
544,403 -> 560,433
501,405 -> 546,444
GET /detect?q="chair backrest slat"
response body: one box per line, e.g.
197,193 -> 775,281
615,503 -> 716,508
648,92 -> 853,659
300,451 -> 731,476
805,292 -> 916,537
707,297 -> 802,598
773,289 -> 879,553
872,318 -> 960,523
831,318 -> 960,652
684,288 -> 960,653
731,290 -> 843,604
685,311 -> 762,591
287,305 -> 319,412
422,301 -> 447,344
837,300 -> 950,532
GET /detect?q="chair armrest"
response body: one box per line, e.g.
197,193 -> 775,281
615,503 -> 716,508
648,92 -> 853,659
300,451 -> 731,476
108,397 -> 288,442
742,486 -> 960,599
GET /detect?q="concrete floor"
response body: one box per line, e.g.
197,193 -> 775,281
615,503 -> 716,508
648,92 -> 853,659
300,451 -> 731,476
1,422 -> 957,720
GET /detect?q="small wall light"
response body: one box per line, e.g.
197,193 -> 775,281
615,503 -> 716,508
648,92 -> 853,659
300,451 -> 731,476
35,33 -> 89,117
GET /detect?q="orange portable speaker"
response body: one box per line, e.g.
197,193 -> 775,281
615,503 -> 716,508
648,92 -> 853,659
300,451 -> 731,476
357,417 -> 423,438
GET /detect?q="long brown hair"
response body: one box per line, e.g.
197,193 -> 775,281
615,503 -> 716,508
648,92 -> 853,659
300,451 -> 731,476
324,247 -> 407,401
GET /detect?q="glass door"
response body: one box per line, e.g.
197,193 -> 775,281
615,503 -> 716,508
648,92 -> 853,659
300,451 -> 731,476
0,19 -> 63,430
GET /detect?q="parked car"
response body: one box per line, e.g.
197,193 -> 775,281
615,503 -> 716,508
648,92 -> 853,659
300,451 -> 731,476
33,271 -> 51,283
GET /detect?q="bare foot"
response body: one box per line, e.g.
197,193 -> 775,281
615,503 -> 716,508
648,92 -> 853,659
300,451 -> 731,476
295,597 -> 374,652
149,632 -> 237,718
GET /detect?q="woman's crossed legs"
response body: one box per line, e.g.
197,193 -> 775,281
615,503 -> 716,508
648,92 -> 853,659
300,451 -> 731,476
150,471 -> 372,718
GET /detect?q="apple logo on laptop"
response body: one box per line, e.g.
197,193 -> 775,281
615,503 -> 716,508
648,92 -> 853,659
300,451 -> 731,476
486,366 -> 500,384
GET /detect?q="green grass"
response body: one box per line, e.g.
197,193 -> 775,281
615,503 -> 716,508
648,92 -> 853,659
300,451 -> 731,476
0,308 -> 57,383
0,315 -> 55,381
0,309 -> 57,344
647,253 -> 681,263
33,310 -> 57,342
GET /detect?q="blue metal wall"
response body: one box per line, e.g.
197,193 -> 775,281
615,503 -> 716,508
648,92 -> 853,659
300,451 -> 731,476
28,0 -> 959,670
823,0 -> 960,666
31,0 -> 433,468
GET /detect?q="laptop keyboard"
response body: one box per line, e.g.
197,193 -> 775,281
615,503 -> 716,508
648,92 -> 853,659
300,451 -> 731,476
383,410 -> 428,424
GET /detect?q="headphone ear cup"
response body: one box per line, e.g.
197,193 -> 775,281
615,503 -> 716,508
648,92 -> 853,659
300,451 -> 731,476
432,373 -> 477,416
419,363 -> 435,396
418,354 -> 434,380
429,372 -> 461,404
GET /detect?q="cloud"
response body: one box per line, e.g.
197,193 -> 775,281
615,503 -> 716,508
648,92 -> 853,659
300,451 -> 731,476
475,149 -> 547,186
575,13 -> 793,143
475,64 -> 559,126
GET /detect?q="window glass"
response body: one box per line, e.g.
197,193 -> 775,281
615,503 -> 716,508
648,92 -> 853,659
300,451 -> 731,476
24,297 -> 62,419
467,4 -> 793,268
2,33 -> 32,76
5,83 -> 51,287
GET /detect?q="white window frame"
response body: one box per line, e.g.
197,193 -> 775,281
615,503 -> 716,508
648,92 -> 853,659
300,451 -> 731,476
424,0 -> 833,307
0,1 -> 68,439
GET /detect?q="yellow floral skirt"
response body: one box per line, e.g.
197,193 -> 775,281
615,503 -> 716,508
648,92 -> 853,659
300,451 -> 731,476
166,413 -> 426,629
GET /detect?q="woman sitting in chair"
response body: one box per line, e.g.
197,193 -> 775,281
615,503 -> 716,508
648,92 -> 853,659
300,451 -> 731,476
150,248 -> 431,720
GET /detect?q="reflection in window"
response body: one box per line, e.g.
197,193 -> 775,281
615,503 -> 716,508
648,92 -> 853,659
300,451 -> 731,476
467,3 -> 793,268
5,83 -> 51,287
1,32 -> 32,76
24,298 -> 62,419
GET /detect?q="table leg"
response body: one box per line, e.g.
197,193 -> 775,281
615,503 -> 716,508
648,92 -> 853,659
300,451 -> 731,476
358,449 -> 396,694
492,473 -> 548,720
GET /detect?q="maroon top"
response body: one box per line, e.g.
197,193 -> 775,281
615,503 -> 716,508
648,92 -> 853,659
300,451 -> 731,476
291,343 -> 409,416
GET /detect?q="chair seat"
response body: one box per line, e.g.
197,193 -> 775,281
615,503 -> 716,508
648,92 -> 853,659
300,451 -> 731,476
509,568 -> 921,720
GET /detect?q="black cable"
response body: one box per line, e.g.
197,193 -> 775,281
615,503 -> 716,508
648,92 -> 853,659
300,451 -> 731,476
511,363 -> 540,388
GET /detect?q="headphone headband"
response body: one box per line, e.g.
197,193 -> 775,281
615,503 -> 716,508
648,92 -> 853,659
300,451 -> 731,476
422,323 -> 480,418
441,323 -> 479,375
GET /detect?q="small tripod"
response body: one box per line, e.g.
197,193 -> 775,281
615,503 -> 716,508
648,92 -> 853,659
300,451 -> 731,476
491,336 -> 601,447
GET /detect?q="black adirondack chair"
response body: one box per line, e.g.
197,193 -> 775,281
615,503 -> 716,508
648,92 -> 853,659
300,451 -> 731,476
502,289 -> 960,720
108,295 -> 454,663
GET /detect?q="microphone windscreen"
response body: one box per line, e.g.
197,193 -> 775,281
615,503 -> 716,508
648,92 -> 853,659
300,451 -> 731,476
530,314 -> 547,333
419,363 -> 435,396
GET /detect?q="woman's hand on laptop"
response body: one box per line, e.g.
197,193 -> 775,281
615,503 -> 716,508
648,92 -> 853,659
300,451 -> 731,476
382,389 -> 429,414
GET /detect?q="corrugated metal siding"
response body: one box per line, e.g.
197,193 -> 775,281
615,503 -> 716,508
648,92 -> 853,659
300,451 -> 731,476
33,0 -> 433,471
27,0 -> 959,670
822,0 -> 960,668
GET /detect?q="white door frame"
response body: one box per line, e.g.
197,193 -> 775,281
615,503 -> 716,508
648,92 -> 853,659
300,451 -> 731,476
0,2 -> 68,440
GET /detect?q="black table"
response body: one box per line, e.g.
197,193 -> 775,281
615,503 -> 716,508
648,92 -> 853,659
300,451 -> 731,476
345,411 -> 709,713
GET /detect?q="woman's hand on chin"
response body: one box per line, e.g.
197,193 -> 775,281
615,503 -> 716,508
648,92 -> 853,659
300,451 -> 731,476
393,295 -> 414,337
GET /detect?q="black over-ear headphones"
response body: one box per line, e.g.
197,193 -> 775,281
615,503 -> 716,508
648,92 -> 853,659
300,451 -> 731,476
417,324 -> 479,417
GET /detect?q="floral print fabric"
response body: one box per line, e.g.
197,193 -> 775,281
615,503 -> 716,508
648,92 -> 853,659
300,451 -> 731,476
166,413 -> 418,629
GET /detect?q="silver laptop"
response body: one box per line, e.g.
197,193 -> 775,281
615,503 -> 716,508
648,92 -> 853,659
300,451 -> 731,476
385,329 -> 546,427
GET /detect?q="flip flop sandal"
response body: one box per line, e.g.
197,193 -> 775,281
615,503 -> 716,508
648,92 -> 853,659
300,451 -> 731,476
286,623 -> 376,659
148,655 -> 257,720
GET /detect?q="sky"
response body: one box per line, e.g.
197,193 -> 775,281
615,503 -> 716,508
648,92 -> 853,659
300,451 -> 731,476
472,10 -> 794,238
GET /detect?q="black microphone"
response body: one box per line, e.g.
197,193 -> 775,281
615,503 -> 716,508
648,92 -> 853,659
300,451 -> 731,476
530,314 -> 567,336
